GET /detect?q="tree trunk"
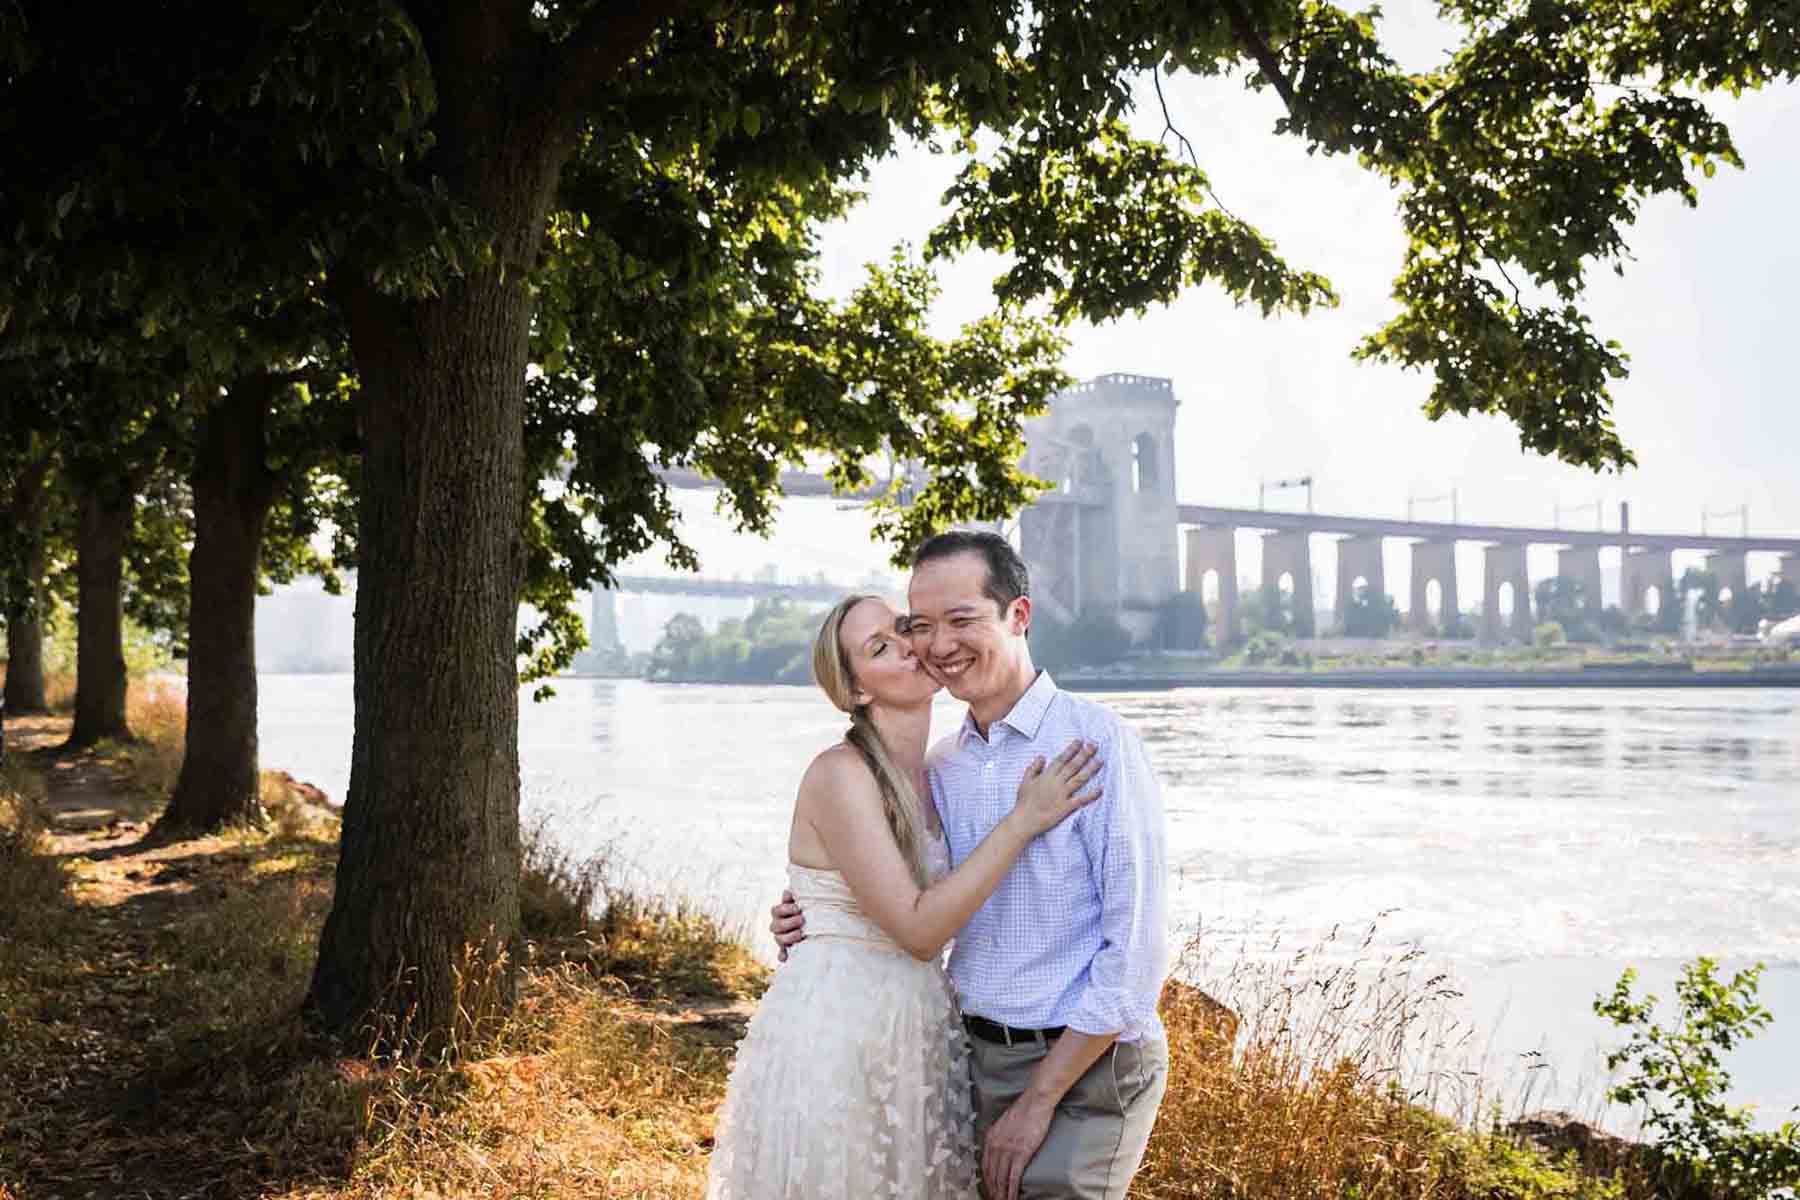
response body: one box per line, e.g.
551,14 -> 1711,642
308,130 -> 565,1049
157,381 -> 275,834
3,456 -> 52,714
67,482 -> 133,747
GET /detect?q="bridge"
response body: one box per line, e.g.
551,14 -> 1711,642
590,374 -> 1800,648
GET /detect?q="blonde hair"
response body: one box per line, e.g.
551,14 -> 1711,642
812,594 -> 930,888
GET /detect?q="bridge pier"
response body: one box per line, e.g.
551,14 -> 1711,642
1481,543 -> 1532,642
1622,548 -> 1676,619
1261,531 -> 1315,636
1556,546 -> 1604,614
1409,540 -> 1459,634
1185,526 -> 1239,648
1333,535 -> 1386,631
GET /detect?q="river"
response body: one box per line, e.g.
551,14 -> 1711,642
256,674 -> 1799,1129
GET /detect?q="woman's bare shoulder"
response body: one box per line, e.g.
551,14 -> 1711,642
797,743 -> 879,808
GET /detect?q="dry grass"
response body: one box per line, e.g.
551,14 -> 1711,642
1137,922 -> 1654,1199
0,722 -> 765,1199
111,677 -> 188,806
0,756 -> 70,967
0,661 -> 77,711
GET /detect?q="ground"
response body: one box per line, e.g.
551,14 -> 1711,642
0,713 -> 762,1200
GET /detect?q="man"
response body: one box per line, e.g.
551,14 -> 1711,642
772,530 -> 1170,1200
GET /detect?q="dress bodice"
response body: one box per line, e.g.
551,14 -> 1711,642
788,828 -> 951,954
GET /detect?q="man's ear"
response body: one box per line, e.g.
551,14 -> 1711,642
1009,595 -> 1032,637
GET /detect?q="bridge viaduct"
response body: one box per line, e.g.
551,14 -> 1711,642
602,374 -> 1800,649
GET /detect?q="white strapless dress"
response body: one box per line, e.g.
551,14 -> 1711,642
705,834 -> 979,1199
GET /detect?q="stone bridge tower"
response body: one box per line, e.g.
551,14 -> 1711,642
1017,374 -> 1180,639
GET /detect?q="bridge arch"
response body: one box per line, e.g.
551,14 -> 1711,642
1425,578 -> 1444,626
1498,581 -> 1516,621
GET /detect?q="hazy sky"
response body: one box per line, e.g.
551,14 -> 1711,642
623,4 -> 1800,606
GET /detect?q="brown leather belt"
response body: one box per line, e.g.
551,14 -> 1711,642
964,1014 -> 1065,1047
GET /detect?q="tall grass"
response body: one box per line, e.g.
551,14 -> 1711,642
1138,921 -> 1649,1199
0,757 -> 66,947
118,677 -> 187,804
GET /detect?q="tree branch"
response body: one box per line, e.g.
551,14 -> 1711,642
1218,0 -> 1299,115
533,0 -> 694,137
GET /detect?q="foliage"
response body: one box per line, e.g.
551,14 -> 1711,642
14,0 -> 1800,1047
1534,577 -> 1599,644
1714,578 -> 1800,637
1533,621 -> 1567,649
1772,578 -> 1800,621
1151,589 -> 1208,651
1032,610 -> 1135,673
1597,605 -> 1630,639
1677,568 -> 1723,633
1246,583 -> 1293,638
1437,613 -> 1478,640
647,599 -> 821,684
1242,630 -> 1289,666
1595,957 -> 1800,1200
11,0 -> 1800,680
1342,585 -> 1401,638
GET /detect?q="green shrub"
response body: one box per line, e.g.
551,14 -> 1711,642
1243,630 -> 1286,666
1595,957 -> 1800,1199
1534,621 -> 1567,648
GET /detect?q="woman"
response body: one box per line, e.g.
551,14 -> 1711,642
705,594 -> 1101,1200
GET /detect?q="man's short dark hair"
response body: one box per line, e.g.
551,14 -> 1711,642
912,529 -> 1029,617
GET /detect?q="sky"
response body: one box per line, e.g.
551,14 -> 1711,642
618,3 -> 1800,613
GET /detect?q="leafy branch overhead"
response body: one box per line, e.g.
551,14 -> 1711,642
6,0 -> 1799,680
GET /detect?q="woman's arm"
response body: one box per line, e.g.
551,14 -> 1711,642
800,741 -> 1099,962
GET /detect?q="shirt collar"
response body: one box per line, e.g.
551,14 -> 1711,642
958,670 -> 1059,745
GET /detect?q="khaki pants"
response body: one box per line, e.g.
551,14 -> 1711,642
968,1031 -> 1168,1200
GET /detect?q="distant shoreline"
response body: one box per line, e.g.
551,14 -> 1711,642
551,665 -> 1800,690
1054,665 -> 1800,690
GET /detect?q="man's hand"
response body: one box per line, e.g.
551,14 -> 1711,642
769,889 -> 806,962
981,1093 -> 1054,1200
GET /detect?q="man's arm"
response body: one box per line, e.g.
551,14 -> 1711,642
1061,721 -> 1169,1038
981,1030 -> 1116,1200
981,722 -> 1169,1200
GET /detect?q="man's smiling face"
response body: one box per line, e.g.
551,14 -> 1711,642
905,549 -> 1030,706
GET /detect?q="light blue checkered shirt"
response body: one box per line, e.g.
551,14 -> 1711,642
928,671 -> 1169,1043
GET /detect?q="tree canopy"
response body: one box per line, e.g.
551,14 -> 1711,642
6,0 -> 1798,1044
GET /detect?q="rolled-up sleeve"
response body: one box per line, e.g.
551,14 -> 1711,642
1065,722 -> 1169,1041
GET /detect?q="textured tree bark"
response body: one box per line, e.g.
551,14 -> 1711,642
3,456 -> 52,714
158,381 -> 276,834
307,127 -> 566,1048
67,483 -> 133,747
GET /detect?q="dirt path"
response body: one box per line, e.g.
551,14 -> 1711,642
2,716 -> 333,1198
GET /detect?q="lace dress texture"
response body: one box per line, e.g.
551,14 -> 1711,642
704,832 -> 979,1199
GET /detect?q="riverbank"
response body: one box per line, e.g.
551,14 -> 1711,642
1054,663 -> 1800,689
0,701 -> 1694,1199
